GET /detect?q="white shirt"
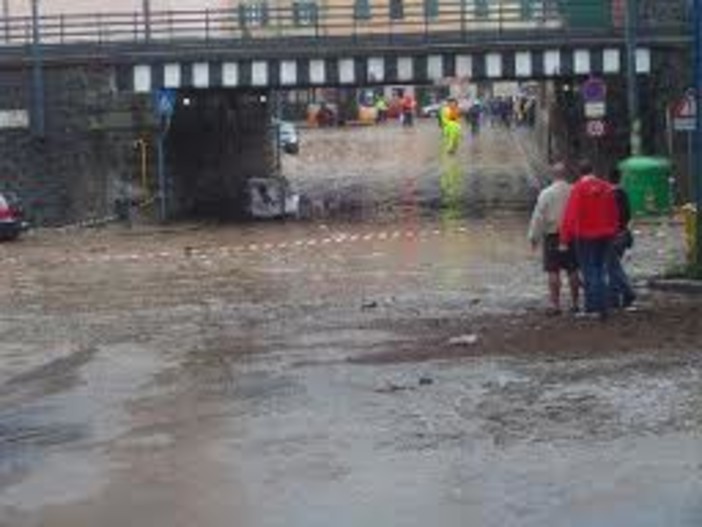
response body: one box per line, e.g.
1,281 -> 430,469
528,179 -> 571,242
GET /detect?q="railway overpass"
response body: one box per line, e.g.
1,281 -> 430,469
0,0 -> 691,223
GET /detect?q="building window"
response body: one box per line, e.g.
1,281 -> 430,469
354,0 -> 371,20
389,0 -> 404,19
424,0 -> 439,19
520,0 -> 534,19
293,1 -> 318,26
239,2 -> 269,27
475,0 -> 489,18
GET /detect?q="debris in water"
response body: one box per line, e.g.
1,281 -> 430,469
375,383 -> 414,394
448,334 -> 479,346
418,376 -> 434,386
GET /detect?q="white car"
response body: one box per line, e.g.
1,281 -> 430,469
273,120 -> 299,154
247,178 -> 300,219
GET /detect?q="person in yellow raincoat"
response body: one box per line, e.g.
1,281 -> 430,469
440,98 -> 462,155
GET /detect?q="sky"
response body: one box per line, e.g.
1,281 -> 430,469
7,0 -> 229,16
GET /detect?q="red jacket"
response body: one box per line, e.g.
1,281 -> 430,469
560,175 -> 619,245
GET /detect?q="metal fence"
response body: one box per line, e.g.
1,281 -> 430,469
0,0 -> 690,49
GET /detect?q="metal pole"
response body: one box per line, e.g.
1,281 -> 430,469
30,0 -> 45,137
694,0 -> 702,267
625,0 -> 641,155
3,0 -> 10,43
143,0 -> 151,42
157,132 -> 166,221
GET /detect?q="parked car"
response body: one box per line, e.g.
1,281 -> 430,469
273,120 -> 299,154
420,102 -> 442,118
0,191 -> 29,241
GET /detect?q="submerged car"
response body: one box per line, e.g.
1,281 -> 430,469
0,191 -> 29,241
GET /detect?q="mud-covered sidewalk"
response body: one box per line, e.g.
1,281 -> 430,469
0,214 -> 699,527
0,123 -> 700,526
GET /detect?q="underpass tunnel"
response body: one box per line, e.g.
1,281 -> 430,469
165,89 -> 274,220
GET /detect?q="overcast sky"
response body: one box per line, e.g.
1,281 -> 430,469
7,0 -> 230,16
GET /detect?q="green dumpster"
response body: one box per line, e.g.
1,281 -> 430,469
618,157 -> 672,216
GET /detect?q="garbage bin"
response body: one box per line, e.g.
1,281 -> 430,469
618,157 -> 672,216
682,203 -> 697,265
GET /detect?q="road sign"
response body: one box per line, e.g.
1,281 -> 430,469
586,119 -> 606,138
582,77 -> 607,120
673,94 -> 697,131
155,88 -> 176,118
584,101 -> 606,119
582,77 -> 607,102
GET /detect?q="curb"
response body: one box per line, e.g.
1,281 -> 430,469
647,278 -> 702,295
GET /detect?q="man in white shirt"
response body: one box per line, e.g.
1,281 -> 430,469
528,162 -> 580,314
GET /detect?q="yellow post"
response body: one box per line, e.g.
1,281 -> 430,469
136,138 -> 149,198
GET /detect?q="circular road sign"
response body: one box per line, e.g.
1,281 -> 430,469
586,119 -> 606,138
582,77 -> 607,103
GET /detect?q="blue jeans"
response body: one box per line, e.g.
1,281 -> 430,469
575,238 -> 611,315
606,245 -> 636,308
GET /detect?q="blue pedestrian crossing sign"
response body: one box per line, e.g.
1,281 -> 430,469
155,89 -> 176,118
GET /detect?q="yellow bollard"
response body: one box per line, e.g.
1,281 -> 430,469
682,203 -> 697,265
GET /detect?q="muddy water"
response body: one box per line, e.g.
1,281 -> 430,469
283,122 -> 542,220
0,124 -> 697,526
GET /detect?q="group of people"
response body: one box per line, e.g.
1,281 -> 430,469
528,160 -> 636,320
487,96 -> 536,128
373,93 -> 417,127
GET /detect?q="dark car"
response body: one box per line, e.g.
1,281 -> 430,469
0,191 -> 29,241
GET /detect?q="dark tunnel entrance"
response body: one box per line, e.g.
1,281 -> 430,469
165,89 -> 274,220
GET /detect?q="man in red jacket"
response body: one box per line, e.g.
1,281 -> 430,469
560,161 -> 619,320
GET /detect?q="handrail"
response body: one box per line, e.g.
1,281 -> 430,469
0,1 -> 690,48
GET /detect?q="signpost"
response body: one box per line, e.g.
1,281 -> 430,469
154,89 -> 176,221
673,92 -> 697,202
582,77 -> 607,119
583,77 -> 607,164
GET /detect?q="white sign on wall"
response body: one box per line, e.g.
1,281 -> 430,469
0,110 -> 29,129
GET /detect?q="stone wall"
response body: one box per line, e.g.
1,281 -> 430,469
0,64 -> 275,225
0,64 -> 149,226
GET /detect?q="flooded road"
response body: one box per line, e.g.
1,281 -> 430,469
0,124 -> 700,526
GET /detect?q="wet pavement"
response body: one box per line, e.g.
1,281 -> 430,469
0,124 -> 700,526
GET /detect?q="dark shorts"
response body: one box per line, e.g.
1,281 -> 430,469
543,233 -> 578,273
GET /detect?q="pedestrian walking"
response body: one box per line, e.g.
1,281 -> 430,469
560,161 -> 620,320
401,93 -> 415,127
606,167 -> 636,309
528,162 -> 580,315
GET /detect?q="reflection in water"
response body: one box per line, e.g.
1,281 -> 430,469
440,153 -> 465,228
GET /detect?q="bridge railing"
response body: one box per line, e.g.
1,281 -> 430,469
0,0 -> 690,49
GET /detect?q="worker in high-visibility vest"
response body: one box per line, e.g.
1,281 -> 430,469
440,98 -> 462,155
